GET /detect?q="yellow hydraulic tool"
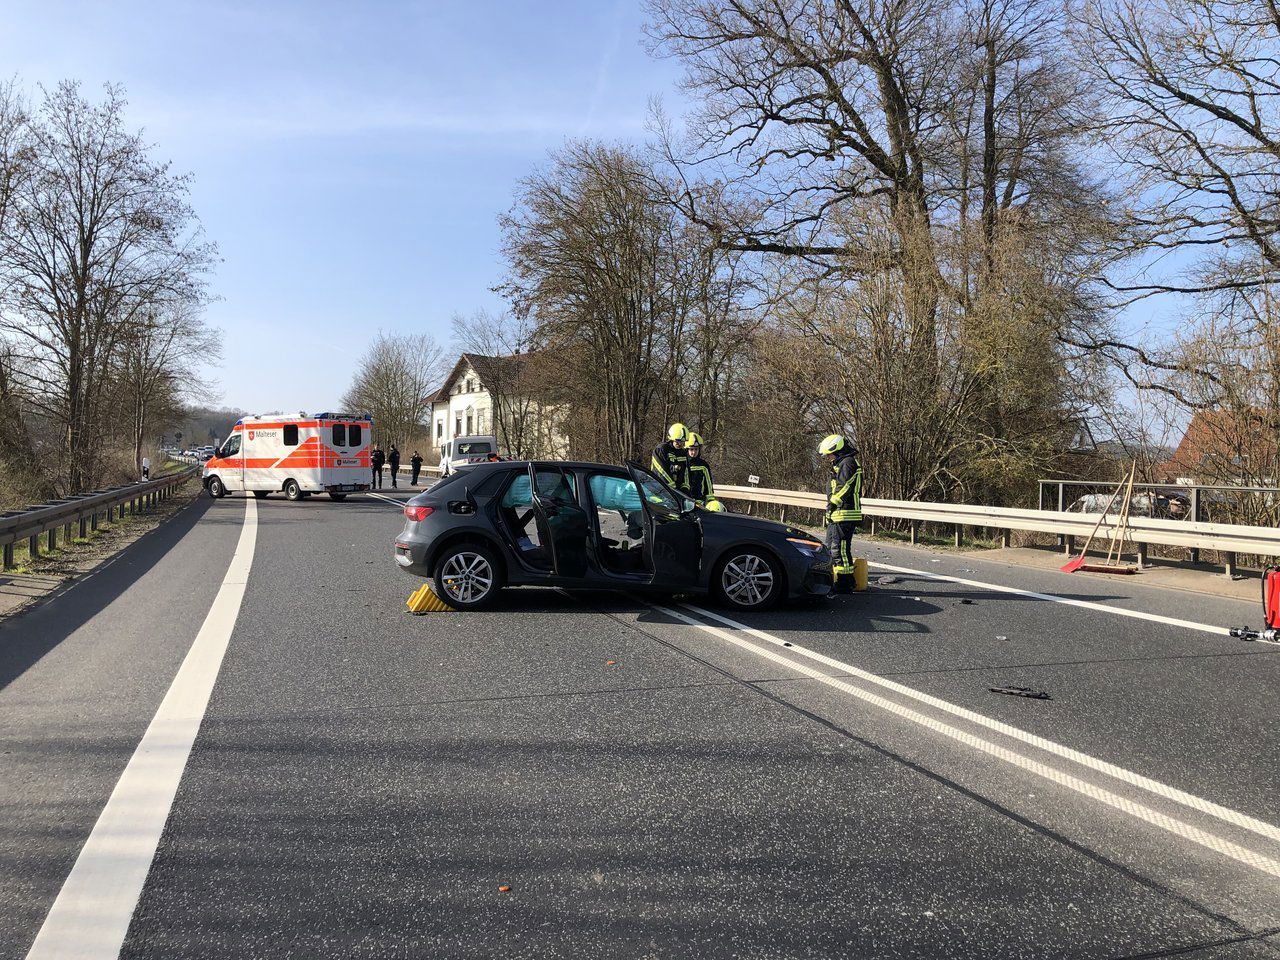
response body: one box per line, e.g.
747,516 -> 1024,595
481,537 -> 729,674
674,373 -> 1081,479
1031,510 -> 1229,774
407,582 -> 454,614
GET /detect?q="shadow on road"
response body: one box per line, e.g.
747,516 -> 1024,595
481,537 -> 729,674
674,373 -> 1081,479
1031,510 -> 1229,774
0,495 -> 230,694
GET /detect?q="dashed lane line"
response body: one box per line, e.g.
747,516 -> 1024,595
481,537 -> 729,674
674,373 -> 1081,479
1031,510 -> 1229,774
649,600 -> 1280,875
26,496 -> 259,960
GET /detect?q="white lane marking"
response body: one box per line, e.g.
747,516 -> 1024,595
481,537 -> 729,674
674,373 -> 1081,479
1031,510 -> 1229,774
869,561 -> 1234,637
367,492 -> 407,508
680,601 -> 1280,847
648,601 -> 1280,878
26,497 -> 259,960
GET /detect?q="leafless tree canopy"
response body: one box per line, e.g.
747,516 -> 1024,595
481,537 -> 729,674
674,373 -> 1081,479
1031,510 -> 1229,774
341,331 -> 448,451
0,81 -> 217,500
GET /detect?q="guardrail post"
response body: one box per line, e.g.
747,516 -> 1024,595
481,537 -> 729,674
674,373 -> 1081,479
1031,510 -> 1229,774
1056,482 -> 1066,548
1189,488 -> 1201,564
28,533 -> 38,559
869,518 -> 877,535
953,524 -> 962,548
1001,529 -> 1011,548
1136,542 -> 1148,569
1064,535 -> 1074,556
47,527 -> 57,551
910,520 -> 919,545
1224,552 -> 1237,578
79,516 -> 87,538
2,542 -> 11,570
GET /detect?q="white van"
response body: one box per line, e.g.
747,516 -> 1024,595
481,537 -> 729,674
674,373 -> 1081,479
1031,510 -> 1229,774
203,412 -> 373,501
439,434 -> 499,476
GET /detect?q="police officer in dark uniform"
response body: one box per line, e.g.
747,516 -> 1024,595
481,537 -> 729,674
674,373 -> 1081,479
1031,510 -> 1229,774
370,444 -> 385,490
820,434 -> 863,594
410,451 -> 423,486
651,423 -> 691,491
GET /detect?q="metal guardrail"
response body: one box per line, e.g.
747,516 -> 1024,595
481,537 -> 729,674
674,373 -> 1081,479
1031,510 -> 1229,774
0,467 -> 197,570
717,484 -> 1279,577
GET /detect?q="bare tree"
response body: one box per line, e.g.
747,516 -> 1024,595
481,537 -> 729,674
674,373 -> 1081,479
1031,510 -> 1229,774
341,332 -> 447,449
0,82 -> 214,493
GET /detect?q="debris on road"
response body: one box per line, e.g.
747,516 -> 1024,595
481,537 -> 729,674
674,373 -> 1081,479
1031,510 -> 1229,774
498,885 -> 512,893
989,685 -> 1050,700
959,598 -> 975,605
877,576 -> 899,585
995,635 -> 1009,641
605,660 -> 616,665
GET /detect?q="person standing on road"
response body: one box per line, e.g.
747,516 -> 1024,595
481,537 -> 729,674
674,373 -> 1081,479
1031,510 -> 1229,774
388,445 -> 401,489
410,451 -> 423,486
820,434 -> 863,595
651,423 -> 691,491
685,433 -> 723,510
371,444 -> 385,490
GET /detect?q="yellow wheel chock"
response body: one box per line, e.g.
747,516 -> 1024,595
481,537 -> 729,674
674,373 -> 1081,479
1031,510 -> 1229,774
407,582 -> 454,614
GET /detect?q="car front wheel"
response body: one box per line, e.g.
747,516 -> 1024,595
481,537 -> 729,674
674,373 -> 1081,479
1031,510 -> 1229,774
283,479 -> 302,501
207,476 -> 225,499
712,548 -> 782,611
433,542 -> 502,610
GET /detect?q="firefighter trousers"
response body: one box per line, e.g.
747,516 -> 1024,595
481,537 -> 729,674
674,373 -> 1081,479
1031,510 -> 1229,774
826,521 -> 859,592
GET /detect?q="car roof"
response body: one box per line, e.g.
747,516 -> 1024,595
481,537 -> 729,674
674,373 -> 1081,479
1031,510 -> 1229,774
461,459 -> 632,473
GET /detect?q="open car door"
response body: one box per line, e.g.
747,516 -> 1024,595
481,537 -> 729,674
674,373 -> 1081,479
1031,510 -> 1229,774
625,461 -> 701,587
528,464 -> 590,579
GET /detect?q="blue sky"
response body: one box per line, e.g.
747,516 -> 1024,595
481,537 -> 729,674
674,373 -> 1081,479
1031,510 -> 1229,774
0,0 -> 685,412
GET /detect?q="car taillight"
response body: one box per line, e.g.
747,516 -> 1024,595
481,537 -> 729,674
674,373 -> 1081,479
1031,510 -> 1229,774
404,505 -> 433,522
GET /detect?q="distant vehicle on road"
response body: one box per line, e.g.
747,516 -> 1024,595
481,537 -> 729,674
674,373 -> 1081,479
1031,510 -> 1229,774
439,435 -> 499,476
203,412 -> 373,501
394,459 -> 832,611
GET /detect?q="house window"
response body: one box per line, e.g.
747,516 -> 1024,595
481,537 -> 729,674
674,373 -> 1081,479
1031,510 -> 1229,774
476,410 -> 485,433
455,417 -> 462,436
436,421 -> 443,439
466,412 -> 474,434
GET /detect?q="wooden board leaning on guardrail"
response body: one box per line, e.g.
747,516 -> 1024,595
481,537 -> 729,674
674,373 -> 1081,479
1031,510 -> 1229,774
715,484 -> 1280,558
0,467 -> 198,570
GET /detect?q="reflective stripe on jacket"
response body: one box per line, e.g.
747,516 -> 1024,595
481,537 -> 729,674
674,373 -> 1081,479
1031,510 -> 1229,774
828,452 -> 863,522
686,458 -> 714,502
651,442 -> 689,490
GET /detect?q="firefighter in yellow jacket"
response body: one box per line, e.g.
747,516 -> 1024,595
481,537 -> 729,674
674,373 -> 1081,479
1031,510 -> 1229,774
651,423 -> 690,490
820,434 -> 863,594
685,432 -> 725,511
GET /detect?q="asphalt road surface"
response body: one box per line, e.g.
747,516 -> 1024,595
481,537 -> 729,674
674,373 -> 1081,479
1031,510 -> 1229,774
2,486 -> 1278,959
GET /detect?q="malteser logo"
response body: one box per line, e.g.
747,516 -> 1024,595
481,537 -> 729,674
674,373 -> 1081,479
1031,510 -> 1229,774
248,431 -> 255,440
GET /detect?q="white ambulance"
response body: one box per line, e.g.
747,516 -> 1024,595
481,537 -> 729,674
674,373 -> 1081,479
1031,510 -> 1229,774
203,412 -> 373,501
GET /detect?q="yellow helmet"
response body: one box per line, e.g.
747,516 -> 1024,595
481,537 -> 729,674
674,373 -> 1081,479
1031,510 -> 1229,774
704,498 -> 725,512
687,431 -> 704,448
819,434 -> 846,456
668,423 -> 689,442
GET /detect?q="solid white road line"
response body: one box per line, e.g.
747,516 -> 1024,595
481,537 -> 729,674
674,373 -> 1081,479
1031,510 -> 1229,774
680,601 -> 1280,847
648,600 -> 1280,879
868,561 -> 1234,636
26,497 -> 259,960
367,492 -> 407,508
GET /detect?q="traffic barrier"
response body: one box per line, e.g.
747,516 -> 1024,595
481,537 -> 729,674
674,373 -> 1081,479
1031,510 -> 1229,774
716,484 -> 1280,575
0,467 -> 197,570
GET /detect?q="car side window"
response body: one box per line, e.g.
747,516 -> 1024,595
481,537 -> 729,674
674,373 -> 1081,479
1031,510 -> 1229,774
499,470 -> 549,568
283,424 -> 299,446
221,435 -> 241,457
534,467 -> 577,504
636,472 -> 681,513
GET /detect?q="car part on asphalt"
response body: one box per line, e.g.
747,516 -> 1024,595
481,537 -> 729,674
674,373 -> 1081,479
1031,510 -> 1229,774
989,685 -> 1050,699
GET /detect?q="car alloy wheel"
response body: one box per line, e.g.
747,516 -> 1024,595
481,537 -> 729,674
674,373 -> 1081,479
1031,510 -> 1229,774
439,550 -> 495,605
284,479 -> 301,501
719,551 -> 777,609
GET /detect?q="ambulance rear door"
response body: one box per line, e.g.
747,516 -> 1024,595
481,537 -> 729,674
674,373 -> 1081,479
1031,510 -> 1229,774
326,420 -> 368,491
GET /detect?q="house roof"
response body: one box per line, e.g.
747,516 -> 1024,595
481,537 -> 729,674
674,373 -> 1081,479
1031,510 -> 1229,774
1153,409 -> 1275,480
424,351 -> 544,406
